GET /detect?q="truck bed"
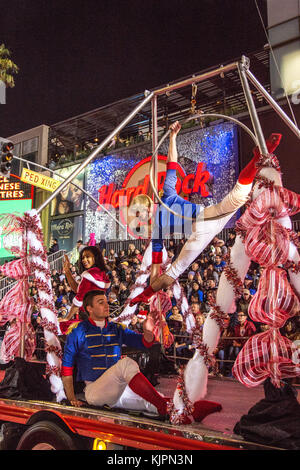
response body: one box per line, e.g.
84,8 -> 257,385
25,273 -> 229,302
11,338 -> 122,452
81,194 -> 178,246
0,374 -> 292,450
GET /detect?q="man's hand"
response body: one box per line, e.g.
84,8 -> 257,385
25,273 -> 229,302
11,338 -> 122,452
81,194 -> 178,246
169,121 -> 181,137
143,314 -> 155,343
62,375 -> 84,408
70,399 -> 84,407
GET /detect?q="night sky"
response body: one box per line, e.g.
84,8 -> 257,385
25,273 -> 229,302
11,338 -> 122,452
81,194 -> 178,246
1,0 -> 267,137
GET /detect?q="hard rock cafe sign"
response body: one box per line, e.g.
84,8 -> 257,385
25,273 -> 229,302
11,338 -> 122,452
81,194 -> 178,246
97,155 -> 212,210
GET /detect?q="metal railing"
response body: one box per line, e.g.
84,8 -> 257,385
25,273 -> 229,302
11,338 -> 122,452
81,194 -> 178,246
0,249 -> 70,300
105,220 -> 300,256
163,333 -> 254,372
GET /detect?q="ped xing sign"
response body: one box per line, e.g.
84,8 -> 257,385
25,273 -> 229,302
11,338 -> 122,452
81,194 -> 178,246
21,168 -> 61,192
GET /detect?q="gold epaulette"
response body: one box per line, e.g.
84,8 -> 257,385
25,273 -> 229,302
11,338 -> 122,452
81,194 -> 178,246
66,321 -> 81,335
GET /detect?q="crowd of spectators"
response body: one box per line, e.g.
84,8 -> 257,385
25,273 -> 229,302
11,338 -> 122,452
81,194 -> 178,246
0,231 -> 299,381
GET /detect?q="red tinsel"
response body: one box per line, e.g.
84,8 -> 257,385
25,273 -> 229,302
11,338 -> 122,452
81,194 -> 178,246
223,253 -> 244,298
45,364 -> 61,377
40,318 -> 59,337
44,344 -> 63,359
208,298 -> 228,329
168,366 -> 194,425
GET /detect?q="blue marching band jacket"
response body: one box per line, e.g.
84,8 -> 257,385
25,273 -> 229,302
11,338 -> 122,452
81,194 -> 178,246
61,318 -> 154,382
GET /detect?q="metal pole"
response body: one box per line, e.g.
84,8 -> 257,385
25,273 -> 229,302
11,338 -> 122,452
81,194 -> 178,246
15,155 -> 132,235
153,62 -> 238,96
151,95 -> 158,203
19,322 -> 26,358
238,56 -> 268,155
245,67 -> 300,140
37,90 -> 154,215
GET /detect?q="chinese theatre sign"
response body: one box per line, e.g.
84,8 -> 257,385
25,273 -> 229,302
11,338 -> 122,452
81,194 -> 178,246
0,174 -> 34,259
0,173 -> 34,201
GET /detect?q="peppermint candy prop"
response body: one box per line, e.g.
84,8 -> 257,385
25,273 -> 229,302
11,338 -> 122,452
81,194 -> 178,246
0,248 -> 35,362
232,185 -> 300,386
192,134 -> 299,414
0,210 -> 65,402
168,134 -> 294,423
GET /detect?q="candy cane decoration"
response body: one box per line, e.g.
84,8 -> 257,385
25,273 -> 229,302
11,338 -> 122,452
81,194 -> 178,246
168,148 -> 297,423
24,210 -> 66,402
232,182 -> 300,386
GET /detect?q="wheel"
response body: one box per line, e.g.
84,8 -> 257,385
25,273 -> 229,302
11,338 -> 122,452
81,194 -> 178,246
16,421 -> 78,450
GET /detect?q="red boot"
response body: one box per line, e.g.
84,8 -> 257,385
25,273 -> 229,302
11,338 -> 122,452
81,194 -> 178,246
180,400 -> 222,424
238,133 -> 282,185
129,285 -> 156,306
129,372 -> 171,416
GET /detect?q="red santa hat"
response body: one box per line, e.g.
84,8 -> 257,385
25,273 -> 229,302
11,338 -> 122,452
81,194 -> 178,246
137,310 -> 148,320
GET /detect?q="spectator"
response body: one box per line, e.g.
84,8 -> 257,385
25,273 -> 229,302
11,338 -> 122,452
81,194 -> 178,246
98,235 -> 107,255
244,274 -> 256,295
127,243 -> 136,257
214,255 -> 226,273
185,271 -> 195,298
136,310 -> 147,333
175,324 -> 193,364
194,312 -> 205,330
236,289 -> 252,317
108,249 -> 118,264
226,231 -> 236,248
118,282 -> 130,304
228,311 -> 257,371
167,306 -> 183,335
118,261 -> 129,282
190,302 -> 203,319
108,292 -> 120,308
189,282 -> 204,303
214,315 -> 233,376
48,238 -> 59,254
117,250 -> 126,263
206,264 -> 219,285
129,315 -> 140,332
51,269 -> 60,283
283,319 -> 300,342
76,240 -> 86,254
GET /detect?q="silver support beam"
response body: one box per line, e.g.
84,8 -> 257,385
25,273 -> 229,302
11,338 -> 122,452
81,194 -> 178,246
15,155 -> 131,236
238,56 -> 268,155
37,90 -> 154,214
151,95 -> 158,203
153,62 -> 238,96
245,67 -> 300,140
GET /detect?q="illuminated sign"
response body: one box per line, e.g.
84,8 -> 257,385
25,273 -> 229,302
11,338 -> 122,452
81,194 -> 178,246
0,198 -> 33,259
21,168 -> 61,192
0,173 -> 34,259
0,173 -> 34,201
97,155 -> 212,210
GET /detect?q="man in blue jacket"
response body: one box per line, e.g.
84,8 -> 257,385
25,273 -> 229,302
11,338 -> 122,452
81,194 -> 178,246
61,289 -> 169,416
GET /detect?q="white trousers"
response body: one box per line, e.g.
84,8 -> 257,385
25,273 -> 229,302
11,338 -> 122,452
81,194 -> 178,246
166,182 -> 252,279
84,356 -> 158,413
